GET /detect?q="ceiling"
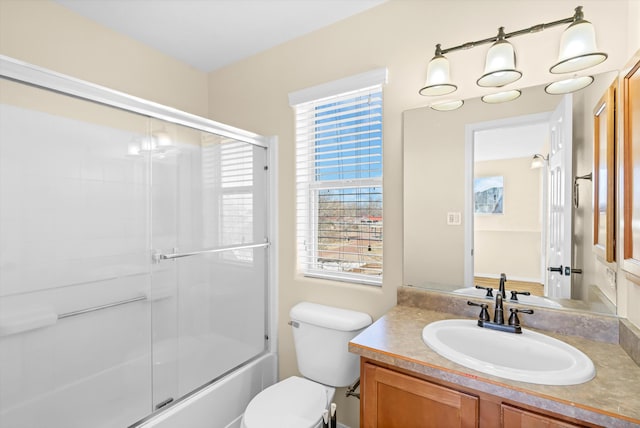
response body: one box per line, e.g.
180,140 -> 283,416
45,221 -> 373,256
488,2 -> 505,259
474,122 -> 549,162
55,0 -> 387,72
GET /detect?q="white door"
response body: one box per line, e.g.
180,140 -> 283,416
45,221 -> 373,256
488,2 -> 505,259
546,95 -> 573,298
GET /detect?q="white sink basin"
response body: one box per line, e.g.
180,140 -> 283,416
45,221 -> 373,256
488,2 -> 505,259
422,319 -> 595,385
453,287 -> 563,308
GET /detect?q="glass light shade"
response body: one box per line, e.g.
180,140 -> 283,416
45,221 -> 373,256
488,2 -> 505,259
481,89 -> 521,104
477,40 -> 522,87
531,154 -> 547,169
550,20 -> 607,74
430,99 -> 464,111
153,131 -> 172,147
140,136 -> 156,152
419,54 -> 457,96
545,75 -> 594,94
127,140 -> 141,156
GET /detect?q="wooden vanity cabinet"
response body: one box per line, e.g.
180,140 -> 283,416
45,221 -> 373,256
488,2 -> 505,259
501,404 -> 585,427
360,359 -> 595,428
361,362 -> 478,427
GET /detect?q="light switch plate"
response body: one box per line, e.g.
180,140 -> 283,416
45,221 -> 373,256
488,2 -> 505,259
447,212 -> 461,225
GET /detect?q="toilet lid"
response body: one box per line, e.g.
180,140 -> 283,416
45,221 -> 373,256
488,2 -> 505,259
243,376 -> 328,428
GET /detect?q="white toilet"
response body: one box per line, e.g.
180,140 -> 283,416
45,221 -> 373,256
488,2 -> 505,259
241,302 -> 372,428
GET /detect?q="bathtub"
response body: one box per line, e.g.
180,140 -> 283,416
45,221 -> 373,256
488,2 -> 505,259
133,352 -> 277,428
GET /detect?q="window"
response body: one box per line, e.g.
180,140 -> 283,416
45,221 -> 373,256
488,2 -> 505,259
290,69 -> 386,285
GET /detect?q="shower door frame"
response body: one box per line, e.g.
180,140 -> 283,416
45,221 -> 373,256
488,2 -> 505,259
0,54 -> 278,423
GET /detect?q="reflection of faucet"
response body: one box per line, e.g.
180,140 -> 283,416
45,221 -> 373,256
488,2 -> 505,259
498,273 -> 507,299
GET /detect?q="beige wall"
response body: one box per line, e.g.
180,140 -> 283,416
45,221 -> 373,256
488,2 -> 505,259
475,158 -> 542,282
205,2 -> 635,425
0,0 -> 208,116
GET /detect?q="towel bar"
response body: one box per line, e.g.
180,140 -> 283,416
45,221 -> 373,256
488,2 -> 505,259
58,295 -> 147,319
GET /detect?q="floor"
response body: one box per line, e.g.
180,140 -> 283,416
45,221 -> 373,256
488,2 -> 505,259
474,277 -> 544,297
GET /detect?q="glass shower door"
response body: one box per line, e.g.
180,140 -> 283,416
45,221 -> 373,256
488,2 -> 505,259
0,57 -> 271,427
0,78 -> 153,428
149,119 -> 269,408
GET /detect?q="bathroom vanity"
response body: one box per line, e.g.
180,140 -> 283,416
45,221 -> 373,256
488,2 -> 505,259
349,287 -> 640,428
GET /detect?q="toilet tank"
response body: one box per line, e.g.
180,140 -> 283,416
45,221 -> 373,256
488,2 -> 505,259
289,302 -> 372,387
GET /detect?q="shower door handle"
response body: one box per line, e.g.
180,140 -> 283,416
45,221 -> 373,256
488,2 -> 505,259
153,242 -> 270,263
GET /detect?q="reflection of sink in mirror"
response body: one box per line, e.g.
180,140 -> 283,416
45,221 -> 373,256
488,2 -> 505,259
453,287 -> 563,308
422,319 -> 595,385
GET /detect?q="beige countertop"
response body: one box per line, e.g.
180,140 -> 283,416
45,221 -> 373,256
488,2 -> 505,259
349,305 -> 640,428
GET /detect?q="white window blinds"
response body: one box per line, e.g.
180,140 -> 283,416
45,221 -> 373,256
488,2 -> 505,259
203,137 -> 256,262
292,73 -> 384,285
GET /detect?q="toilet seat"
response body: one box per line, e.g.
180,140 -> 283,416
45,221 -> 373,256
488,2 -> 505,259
241,376 -> 333,428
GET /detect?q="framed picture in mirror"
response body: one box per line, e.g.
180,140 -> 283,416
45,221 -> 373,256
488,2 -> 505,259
622,52 -> 640,281
593,78 -> 617,263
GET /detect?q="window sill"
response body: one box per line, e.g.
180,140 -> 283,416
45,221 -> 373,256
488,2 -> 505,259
302,270 -> 382,287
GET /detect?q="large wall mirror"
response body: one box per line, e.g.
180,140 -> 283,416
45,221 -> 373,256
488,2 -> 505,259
403,71 -> 619,315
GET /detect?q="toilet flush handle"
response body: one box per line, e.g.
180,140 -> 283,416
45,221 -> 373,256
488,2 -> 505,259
288,320 -> 300,328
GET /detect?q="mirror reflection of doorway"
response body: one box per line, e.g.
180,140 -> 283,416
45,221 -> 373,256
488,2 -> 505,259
472,118 -> 549,297
465,95 -> 574,299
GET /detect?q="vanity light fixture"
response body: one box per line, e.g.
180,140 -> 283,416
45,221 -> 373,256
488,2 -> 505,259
477,27 -> 522,88
419,44 -> 457,96
545,75 -> 594,94
549,7 -> 607,74
429,99 -> 464,111
530,153 -> 549,169
126,131 -> 176,158
419,6 -> 606,104
152,130 -> 172,149
481,89 -> 521,104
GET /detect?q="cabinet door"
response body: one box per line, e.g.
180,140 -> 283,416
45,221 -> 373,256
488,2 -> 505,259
502,404 -> 586,427
362,363 -> 478,428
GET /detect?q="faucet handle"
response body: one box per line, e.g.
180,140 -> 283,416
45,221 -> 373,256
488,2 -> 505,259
510,290 -> 531,301
474,285 -> 494,298
467,301 -> 490,322
508,307 -> 534,326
